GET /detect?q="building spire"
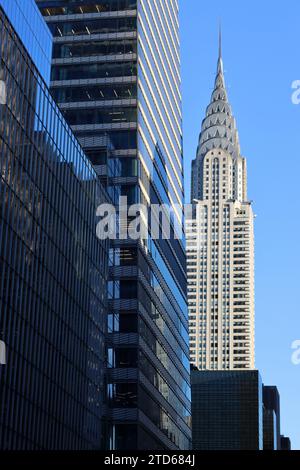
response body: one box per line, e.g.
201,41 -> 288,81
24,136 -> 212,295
196,26 -> 241,161
219,23 -> 222,60
217,24 -> 224,75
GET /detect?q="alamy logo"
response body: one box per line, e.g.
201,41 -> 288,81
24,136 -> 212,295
0,340 -> 6,365
95,197 -> 194,242
291,340 -> 300,365
0,79 -> 6,104
291,80 -> 300,105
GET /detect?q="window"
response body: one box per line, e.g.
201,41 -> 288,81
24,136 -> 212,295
120,280 -> 137,299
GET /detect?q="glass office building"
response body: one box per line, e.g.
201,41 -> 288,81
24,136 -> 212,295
37,0 -> 191,450
263,385 -> 281,450
191,369 -> 263,450
0,0 -> 52,83
280,435 -> 291,450
263,409 -> 277,450
0,0 -> 108,449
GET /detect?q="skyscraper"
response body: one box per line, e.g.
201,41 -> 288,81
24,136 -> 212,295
191,369 -> 263,450
263,409 -> 277,450
187,35 -> 255,371
280,435 -> 291,451
37,0 -> 191,450
263,386 -> 281,450
0,0 -> 108,449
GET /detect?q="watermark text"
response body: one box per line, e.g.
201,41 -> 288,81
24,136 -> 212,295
291,80 -> 300,105
0,79 -> 6,104
0,340 -> 6,365
291,340 -> 300,365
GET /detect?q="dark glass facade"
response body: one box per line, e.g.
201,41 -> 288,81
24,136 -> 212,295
280,435 -> 291,450
263,409 -> 277,450
0,0 -> 52,83
0,2 -> 108,449
37,0 -> 191,450
191,370 -> 263,450
263,385 -> 281,450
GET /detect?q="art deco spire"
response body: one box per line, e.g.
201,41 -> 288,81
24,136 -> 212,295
188,31 -> 254,372
197,31 -> 240,160
217,24 -> 223,74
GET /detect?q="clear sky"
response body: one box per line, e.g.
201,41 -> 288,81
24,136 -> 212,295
180,0 -> 300,449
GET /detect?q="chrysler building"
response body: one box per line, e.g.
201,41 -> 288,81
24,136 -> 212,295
187,36 -> 255,371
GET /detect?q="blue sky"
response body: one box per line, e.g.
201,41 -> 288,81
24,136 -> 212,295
180,0 -> 300,449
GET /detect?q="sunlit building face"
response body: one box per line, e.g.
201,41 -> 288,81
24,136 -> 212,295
37,0 -> 191,450
187,44 -> 255,372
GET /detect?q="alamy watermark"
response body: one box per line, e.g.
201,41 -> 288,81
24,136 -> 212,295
291,340 -> 300,366
291,80 -> 300,105
0,340 -> 6,365
0,79 -> 6,105
95,197 -> 196,242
